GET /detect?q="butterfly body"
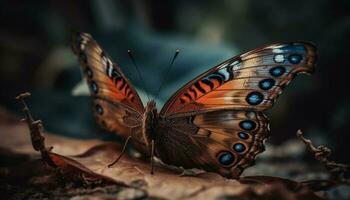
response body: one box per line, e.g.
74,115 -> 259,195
72,32 -> 316,178
141,100 -> 158,149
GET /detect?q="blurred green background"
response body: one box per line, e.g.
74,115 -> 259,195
0,0 -> 349,162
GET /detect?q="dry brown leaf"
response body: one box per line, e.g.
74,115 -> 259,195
0,121 -> 247,199
0,104 -> 325,200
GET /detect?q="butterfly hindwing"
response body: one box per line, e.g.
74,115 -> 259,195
72,32 -> 144,138
156,110 -> 269,178
92,98 -> 142,138
160,42 -> 316,117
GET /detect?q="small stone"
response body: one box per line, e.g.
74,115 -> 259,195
116,188 -> 146,200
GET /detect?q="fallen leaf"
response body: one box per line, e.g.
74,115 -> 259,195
1,104 -> 327,200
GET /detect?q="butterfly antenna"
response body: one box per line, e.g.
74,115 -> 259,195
128,49 -> 150,101
154,49 -> 180,100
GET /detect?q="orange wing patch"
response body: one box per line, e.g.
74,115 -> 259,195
72,32 -> 144,112
72,32 -> 144,137
161,42 -> 316,117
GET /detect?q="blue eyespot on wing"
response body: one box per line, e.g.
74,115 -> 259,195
156,109 -> 270,178
72,32 -> 144,139
161,42 -> 317,116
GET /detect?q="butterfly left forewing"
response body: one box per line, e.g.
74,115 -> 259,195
72,32 -> 144,139
72,32 -> 144,111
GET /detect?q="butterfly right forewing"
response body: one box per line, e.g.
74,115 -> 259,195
160,42 -> 316,117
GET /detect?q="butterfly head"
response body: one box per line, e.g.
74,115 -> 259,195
145,100 -> 158,117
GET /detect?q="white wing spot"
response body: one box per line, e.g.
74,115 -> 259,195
218,68 -> 230,81
232,64 -> 241,71
273,54 -> 285,63
80,43 -> 86,51
230,60 -> 240,67
273,48 -> 283,53
107,62 -> 113,77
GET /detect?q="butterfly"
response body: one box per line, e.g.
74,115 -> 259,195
72,32 -> 317,178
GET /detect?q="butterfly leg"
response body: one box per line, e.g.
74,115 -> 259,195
150,139 -> 155,175
178,168 -> 204,177
107,136 -> 132,168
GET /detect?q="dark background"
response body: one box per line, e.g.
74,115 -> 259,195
0,0 -> 349,162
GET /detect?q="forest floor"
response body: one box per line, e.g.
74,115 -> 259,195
0,106 -> 349,200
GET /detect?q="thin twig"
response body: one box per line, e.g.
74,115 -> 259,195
296,130 -> 349,185
16,92 -> 56,167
